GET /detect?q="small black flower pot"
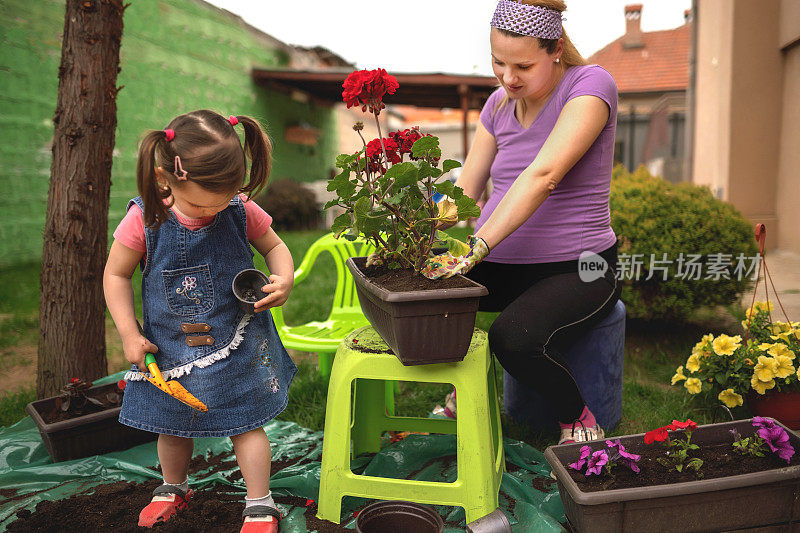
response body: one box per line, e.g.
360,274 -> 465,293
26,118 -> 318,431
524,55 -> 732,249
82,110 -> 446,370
232,268 -> 270,314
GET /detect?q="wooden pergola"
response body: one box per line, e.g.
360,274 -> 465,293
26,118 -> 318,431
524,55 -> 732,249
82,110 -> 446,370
252,68 -> 498,158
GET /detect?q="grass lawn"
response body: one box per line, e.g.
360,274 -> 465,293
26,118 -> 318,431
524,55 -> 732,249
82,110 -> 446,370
0,228 -> 742,452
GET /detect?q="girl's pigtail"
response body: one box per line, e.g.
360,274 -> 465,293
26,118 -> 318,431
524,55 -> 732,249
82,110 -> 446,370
136,130 -> 172,228
236,115 -> 272,199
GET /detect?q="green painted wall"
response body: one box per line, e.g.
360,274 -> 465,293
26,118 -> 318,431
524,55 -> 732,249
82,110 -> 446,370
0,0 -> 337,267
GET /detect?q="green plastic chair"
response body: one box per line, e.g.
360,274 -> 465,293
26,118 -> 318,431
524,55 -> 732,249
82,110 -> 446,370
270,233 -> 375,376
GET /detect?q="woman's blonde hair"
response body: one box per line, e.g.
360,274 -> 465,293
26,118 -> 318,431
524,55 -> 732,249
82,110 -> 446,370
493,0 -> 586,114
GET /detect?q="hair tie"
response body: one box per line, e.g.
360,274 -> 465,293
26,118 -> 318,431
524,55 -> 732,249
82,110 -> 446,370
164,129 -> 175,141
173,155 -> 188,181
228,115 -> 239,126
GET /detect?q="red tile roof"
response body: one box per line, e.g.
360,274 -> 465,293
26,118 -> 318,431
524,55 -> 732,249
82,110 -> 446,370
589,23 -> 690,94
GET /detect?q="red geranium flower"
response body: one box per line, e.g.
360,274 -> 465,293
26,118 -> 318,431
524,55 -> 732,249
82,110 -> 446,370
117,379 -> 126,390
671,419 -> 697,431
644,426 -> 670,444
342,68 -> 399,115
389,128 -> 422,154
70,377 -> 80,384
365,137 -> 400,162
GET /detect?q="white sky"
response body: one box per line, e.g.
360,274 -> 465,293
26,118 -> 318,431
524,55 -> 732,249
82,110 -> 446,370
204,0 -> 692,76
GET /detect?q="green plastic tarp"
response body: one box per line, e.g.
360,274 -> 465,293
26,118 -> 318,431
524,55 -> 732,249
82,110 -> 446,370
0,372 -> 565,532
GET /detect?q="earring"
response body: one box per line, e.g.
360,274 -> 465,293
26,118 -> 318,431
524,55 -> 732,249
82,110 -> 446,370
554,58 -> 561,63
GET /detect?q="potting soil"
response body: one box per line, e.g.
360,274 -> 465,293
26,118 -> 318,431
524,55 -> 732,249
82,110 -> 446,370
0,373 -> 566,532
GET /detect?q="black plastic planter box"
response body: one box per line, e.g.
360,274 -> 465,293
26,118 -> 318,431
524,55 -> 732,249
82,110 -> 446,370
347,257 -> 488,365
544,419 -> 800,532
26,382 -> 156,462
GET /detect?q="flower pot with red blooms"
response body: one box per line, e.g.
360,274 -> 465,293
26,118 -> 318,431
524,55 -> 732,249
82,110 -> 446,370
26,378 -> 156,462
326,68 -> 486,365
545,418 -> 800,533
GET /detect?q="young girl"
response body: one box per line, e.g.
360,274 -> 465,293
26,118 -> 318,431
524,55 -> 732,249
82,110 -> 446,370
104,110 -> 297,533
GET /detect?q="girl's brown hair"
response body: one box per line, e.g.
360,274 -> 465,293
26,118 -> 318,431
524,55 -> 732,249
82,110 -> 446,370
493,0 -> 587,114
136,110 -> 272,228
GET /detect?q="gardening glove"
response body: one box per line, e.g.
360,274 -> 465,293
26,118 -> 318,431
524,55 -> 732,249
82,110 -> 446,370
436,198 -> 458,230
421,235 -> 489,279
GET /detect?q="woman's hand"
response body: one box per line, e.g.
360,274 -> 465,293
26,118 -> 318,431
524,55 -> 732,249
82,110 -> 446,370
122,333 -> 158,370
421,235 -> 489,279
254,274 -> 292,312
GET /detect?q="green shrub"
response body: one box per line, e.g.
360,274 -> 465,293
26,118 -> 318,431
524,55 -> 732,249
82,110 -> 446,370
610,165 -> 758,320
255,179 -> 321,231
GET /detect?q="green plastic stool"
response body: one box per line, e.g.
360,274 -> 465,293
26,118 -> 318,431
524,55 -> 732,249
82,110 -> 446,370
317,327 -> 505,524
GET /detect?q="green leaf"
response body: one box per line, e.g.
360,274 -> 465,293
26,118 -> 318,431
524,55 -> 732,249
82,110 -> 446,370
353,197 -> 386,235
435,231 -> 470,256
384,162 -> 418,188
331,213 -> 351,235
411,135 -> 439,158
433,181 -> 456,198
455,194 -> 481,220
327,170 -> 356,199
715,371 -> 727,384
675,464 -> 683,472
336,153 -> 356,168
324,198 -> 340,210
442,159 -> 461,173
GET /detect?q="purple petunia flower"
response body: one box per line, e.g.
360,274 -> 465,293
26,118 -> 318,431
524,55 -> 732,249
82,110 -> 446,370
585,450 -> 609,476
568,445 -> 592,471
757,425 -> 795,464
752,416 -> 776,430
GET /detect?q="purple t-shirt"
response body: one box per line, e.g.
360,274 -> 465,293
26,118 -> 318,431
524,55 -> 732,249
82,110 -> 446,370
476,64 -> 618,264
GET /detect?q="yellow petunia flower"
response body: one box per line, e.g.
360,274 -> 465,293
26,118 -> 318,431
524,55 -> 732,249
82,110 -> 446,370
718,388 -> 744,408
797,366 -> 800,380
771,332 -> 794,343
686,354 -> 701,373
684,377 -> 702,394
671,366 -> 687,385
713,334 -> 741,356
774,355 -> 795,379
758,342 -> 773,351
754,355 -> 778,381
767,343 -> 795,360
751,374 -> 776,395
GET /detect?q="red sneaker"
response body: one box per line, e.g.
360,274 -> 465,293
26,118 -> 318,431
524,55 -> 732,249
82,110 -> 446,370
240,505 -> 281,533
138,485 -> 193,527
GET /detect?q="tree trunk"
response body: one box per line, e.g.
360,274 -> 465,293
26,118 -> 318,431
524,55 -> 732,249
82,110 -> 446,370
37,0 -> 125,398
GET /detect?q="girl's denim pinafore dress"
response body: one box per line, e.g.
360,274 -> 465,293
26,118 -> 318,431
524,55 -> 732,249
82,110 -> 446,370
119,196 -> 297,438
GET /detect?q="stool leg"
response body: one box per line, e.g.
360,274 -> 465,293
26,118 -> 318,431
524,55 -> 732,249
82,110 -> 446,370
352,378 -> 386,457
453,378 -> 501,523
317,371 -> 354,523
384,380 -> 396,416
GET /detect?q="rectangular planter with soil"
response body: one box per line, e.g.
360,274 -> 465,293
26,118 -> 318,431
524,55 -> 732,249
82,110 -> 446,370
544,419 -> 800,532
26,381 -> 156,462
346,256 -> 487,365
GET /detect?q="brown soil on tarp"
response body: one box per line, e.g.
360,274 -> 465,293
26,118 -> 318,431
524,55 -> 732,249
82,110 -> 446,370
355,257 -> 475,292
7,445 -> 340,533
565,436 -> 800,492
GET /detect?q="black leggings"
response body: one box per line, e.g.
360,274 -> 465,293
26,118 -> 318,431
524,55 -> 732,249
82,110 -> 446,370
466,243 -> 621,423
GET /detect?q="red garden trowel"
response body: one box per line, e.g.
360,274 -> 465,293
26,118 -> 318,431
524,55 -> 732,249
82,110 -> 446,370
140,353 -> 208,412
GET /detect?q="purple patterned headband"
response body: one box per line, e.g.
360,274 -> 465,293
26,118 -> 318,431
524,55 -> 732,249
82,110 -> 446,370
491,0 -> 563,40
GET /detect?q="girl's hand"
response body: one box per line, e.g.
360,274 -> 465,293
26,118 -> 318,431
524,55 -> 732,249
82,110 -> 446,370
253,274 -> 292,312
122,333 -> 159,370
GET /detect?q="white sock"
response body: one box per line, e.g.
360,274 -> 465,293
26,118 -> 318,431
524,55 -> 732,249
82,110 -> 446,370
162,477 -> 189,494
245,491 -> 275,509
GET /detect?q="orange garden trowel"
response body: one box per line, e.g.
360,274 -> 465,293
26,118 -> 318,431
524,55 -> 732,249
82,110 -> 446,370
140,353 -> 208,412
